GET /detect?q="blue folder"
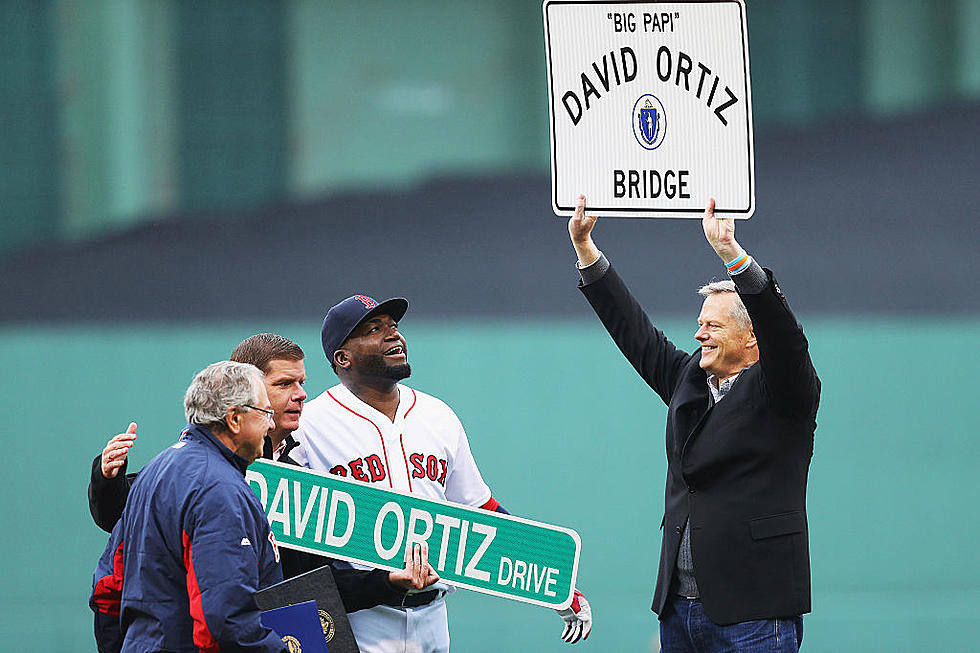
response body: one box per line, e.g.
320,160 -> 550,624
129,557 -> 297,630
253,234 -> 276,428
261,599 -> 330,652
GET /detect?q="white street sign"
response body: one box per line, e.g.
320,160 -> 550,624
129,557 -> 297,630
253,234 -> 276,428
544,0 -> 754,218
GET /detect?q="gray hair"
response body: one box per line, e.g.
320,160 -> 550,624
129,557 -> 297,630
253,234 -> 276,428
697,280 -> 752,329
184,361 -> 265,432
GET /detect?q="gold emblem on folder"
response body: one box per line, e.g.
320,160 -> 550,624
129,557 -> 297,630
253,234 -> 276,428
318,609 -> 336,643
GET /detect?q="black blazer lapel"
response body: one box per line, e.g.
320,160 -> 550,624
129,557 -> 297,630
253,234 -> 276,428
671,368 -> 711,456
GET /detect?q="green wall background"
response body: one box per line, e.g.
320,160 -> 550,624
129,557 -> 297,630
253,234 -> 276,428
1,316 -> 976,652
6,0 -> 980,253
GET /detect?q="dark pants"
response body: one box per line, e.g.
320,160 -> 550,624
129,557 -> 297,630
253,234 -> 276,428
659,596 -> 803,653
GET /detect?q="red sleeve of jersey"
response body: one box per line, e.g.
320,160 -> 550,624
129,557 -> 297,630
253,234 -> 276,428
481,496 -> 510,514
480,496 -> 500,511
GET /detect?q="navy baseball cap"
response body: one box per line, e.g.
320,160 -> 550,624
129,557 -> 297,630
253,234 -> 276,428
321,294 -> 409,363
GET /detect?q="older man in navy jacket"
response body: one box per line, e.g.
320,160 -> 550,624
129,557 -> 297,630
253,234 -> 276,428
92,361 -> 287,652
568,195 -> 820,653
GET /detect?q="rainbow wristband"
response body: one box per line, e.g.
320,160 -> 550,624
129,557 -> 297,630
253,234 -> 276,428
725,252 -> 751,275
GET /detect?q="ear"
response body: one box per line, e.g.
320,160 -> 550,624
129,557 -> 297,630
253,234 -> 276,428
744,327 -> 757,350
334,348 -> 352,371
225,406 -> 243,434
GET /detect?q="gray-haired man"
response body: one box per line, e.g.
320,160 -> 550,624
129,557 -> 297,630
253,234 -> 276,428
91,361 -> 287,652
568,195 -> 820,653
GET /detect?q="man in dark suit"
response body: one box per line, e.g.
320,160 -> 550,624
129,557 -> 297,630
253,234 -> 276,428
568,195 -> 820,653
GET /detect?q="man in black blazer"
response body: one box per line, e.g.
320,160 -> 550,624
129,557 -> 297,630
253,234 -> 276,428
568,195 -> 819,653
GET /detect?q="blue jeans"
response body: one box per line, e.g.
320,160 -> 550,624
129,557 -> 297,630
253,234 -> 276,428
659,596 -> 803,653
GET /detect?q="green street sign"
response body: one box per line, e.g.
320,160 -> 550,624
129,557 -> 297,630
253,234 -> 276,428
246,459 -> 581,609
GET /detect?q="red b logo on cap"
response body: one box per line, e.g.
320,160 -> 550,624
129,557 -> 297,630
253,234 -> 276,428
354,295 -> 377,309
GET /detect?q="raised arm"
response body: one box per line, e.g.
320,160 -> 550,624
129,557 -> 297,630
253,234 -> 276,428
569,195 -> 692,403
702,199 -> 819,417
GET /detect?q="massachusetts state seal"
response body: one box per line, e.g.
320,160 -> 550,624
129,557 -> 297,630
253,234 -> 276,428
318,609 -> 336,643
632,94 -> 667,150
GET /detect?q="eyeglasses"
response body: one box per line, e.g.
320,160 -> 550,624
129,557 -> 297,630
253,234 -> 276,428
244,404 -> 275,424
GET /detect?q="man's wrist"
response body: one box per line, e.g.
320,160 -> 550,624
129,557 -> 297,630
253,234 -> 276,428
576,251 -> 609,285
573,240 -> 600,268
730,258 -> 767,294
575,252 -> 599,268
724,250 -> 751,275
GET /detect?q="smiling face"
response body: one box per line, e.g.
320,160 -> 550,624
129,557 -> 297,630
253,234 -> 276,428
694,292 -> 757,379
336,314 -> 411,381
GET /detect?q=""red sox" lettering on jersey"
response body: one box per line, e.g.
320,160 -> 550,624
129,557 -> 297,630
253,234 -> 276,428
329,452 -> 449,486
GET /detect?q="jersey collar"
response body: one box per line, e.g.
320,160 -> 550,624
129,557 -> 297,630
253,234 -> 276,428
331,382 -> 410,426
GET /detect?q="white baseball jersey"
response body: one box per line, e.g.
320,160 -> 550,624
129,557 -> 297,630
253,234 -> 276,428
292,382 -> 492,506
291,382 -> 494,653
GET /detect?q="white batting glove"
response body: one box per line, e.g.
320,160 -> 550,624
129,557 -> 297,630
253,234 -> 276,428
556,589 -> 592,643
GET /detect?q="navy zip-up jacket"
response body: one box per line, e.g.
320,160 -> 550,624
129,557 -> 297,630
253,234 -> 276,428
91,424 -> 286,652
